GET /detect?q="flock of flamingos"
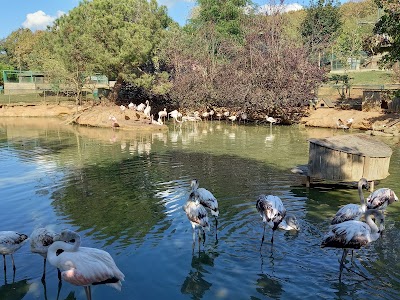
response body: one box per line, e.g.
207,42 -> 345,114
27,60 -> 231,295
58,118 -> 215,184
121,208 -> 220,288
0,177 -> 398,299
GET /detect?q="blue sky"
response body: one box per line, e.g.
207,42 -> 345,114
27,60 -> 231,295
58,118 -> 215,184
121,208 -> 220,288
0,0 -> 346,40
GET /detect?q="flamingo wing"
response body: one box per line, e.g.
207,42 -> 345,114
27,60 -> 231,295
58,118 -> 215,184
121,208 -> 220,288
322,221 -> 370,249
184,202 -> 209,228
331,203 -> 364,225
198,188 -> 219,216
58,247 -> 124,290
367,188 -> 398,209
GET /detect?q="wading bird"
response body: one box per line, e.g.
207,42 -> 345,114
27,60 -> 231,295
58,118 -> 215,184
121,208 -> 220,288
366,188 -> 398,210
30,227 -> 61,281
266,116 -> 277,128
256,195 -> 300,248
331,178 -> 369,225
183,192 -> 210,250
158,108 -> 167,122
0,231 -> 28,272
47,229 -> 125,300
189,179 -> 219,237
321,209 -> 384,280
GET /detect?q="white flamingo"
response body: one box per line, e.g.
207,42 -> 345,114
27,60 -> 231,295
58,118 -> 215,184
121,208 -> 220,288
336,118 -> 349,129
266,116 -> 277,127
366,188 -> 398,210
321,209 -> 384,280
209,110 -> 214,120
128,102 -> 136,110
183,194 -> 210,249
331,178 -> 369,225
256,194 -> 300,247
30,227 -> 62,281
47,229 -> 125,300
144,100 -> 151,118
168,110 -> 182,123
0,231 -> 28,272
240,112 -> 248,124
189,179 -> 219,236
136,102 -> 146,112
158,108 -> 167,122
228,115 -> 237,125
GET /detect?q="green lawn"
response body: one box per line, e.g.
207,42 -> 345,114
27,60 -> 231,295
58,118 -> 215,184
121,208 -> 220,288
331,70 -> 395,85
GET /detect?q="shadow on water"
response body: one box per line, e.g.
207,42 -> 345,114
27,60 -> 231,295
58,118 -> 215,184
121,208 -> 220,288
252,273 -> 283,300
0,279 -> 30,300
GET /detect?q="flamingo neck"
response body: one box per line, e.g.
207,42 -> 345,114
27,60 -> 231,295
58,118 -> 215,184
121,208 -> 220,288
278,219 -> 290,230
365,209 -> 382,241
358,180 -> 367,206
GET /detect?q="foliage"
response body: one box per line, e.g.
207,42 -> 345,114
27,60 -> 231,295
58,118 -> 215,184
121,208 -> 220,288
2,29 -> 44,71
190,0 -> 250,41
301,0 -> 342,64
374,0 -> 400,67
165,13 -> 325,123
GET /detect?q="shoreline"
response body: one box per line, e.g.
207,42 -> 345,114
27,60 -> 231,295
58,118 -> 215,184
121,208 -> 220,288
0,103 -> 399,135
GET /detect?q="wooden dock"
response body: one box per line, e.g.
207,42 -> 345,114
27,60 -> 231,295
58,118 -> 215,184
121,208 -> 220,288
302,134 -> 392,190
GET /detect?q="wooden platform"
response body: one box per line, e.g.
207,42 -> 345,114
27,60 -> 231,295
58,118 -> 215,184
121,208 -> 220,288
304,134 -> 392,190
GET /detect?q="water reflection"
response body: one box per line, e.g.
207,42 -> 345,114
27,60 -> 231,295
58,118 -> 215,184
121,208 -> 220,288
1,118 -> 400,299
181,251 -> 216,299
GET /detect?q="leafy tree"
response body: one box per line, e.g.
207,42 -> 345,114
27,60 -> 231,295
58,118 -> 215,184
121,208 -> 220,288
191,0 -> 250,40
374,0 -> 400,67
2,29 -> 44,71
300,0 -> 342,66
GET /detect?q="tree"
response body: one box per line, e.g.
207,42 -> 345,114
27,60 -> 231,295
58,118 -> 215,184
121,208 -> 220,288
374,0 -> 400,67
2,29 -> 44,71
301,0 -> 342,67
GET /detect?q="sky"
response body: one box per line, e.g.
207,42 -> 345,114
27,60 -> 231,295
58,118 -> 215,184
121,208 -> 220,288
0,0 -> 347,40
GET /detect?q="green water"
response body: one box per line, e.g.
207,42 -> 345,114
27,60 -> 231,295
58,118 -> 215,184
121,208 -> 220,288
0,118 -> 399,300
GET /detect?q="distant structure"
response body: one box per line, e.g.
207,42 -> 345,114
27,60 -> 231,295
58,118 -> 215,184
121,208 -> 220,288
305,134 -> 392,190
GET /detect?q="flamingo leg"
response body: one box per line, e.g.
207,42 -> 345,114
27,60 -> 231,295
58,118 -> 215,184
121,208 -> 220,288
339,249 -> 349,280
202,228 -> 206,245
84,285 -> 92,300
2,255 -> 6,272
11,254 -> 16,271
215,217 -> 218,241
57,268 -> 62,281
260,223 -> 266,249
271,230 -> 275,244
41,258 -> 47,282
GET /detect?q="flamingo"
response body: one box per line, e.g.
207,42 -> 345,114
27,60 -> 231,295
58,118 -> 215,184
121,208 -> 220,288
183,194 -> 210,249
47,229 -> 125,300
266,116 -> 277,128
128,102 -> 135,110
321,209 -> 384,280
30,227 -> 62,281
136,102 -> 146,112
240,112 -> 248,124
108,115 -> 119,128
209,110 -> 214,121
0,231 -> 28,272
256,194 -> 300,247
331,178 -> 369,225
144,100 -> 151,118
336,118 -> 349,129
202,111 -> 210,121
366,188 -> 398,210
189,179 -> 219,237
168,110 -> 182,123
228,115 -> 237,125
158,108 -> 167,122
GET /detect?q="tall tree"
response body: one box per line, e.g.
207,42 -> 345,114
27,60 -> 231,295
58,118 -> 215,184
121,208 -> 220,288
374,0 -> 400,67
300,0 -> 342,67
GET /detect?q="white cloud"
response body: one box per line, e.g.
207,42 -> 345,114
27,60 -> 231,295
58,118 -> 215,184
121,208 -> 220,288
22,10 -> 65,31
258,3 -> 303,15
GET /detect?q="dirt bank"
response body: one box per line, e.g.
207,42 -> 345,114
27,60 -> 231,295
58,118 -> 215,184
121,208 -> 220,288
0,103 -> 398,134
300,107 -> 400,136
0,103 -> 167,131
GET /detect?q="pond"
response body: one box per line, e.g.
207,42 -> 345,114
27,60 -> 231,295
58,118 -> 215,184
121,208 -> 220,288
0,118 -> 399,300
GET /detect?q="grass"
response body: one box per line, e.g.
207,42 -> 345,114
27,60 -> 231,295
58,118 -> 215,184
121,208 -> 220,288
330,70 -> 395,85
